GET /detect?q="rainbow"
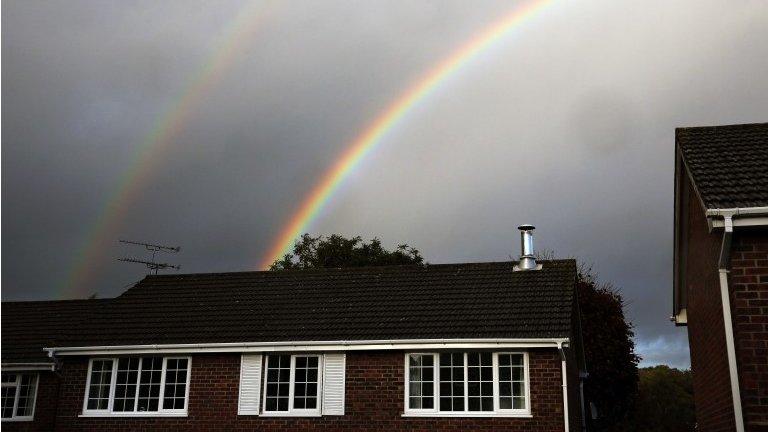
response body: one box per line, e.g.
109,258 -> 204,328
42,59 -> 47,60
259,0 -> 552,268
65,1 -> 275,297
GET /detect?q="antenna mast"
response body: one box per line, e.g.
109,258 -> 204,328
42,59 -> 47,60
117,239 -> 181,275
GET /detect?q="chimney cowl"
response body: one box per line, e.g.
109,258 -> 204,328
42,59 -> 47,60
514,224 -> 542,271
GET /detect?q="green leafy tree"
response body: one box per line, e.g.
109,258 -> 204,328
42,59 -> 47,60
633,366 -> 695,432
577,265 -> 640,432
270,233 -> 423,270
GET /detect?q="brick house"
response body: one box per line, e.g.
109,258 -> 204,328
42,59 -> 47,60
672,122 -> 768,432
3,226 -> 587,431
1,299 -> 108,431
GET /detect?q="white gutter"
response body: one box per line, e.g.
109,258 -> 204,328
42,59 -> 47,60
45,337 -> 570,357
707,207 -> 768,229
1,362 -> 56,372
558,341 -> 570,432
706,206 -> 768,217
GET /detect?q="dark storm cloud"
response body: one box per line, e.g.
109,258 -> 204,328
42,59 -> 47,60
3,0 -> 768,367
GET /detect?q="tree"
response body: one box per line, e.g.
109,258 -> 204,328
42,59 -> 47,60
270,233 -> 424,270
577,265 -> 640,432
633,366 -> 695,432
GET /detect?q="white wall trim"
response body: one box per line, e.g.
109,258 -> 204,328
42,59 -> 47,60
401,412 -> 534,418
46,338 -> 569,356
78,412 -> 188,418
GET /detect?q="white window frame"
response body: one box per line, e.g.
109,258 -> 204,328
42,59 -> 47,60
80,356 -> 191,417
261,354 -> 323,417
1,373 -> 38,422
403,351 -> 531,418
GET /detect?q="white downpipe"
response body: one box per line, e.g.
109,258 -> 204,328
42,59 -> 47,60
718,216 -> 745,432
719,270 -> 745,432
558,341 -> 570,432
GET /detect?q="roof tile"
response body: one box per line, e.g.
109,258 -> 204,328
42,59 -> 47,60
677,122 -> 768,209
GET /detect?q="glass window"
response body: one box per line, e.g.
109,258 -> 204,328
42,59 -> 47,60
263,354 -> 322,415
498,353 -> 527,410
163,358 -> 189,410
113,358 -> 140,411
1,380 -> 17,419
1,373 -> 38,421
405,352 -> 529,415
439,353 -> 465,411
264,355 -> 291,412
83,357 -> 190,415
467,352 -> 493,411
408,354 -> 434,409
137,357 -> 162,412
87,360 -> 113,410
293,356 -> 319,410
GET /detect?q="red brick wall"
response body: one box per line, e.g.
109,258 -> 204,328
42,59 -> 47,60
683,178 -> 736,432
729,231 -> 768,432
53,349 -> 568,432
2,371 -> 59,432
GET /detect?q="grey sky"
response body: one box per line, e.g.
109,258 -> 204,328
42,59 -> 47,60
3,0 -> 768,369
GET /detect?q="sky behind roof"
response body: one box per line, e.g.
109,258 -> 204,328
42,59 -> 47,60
4,0 -> 768,368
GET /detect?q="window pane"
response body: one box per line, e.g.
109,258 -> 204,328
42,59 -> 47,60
138,357 -> 162,412
162,358 -> 189,410
408,354 -> 434,410
87,360 -> 113,410
438,353 -> 464,411
113,358 -> 139,412
15,374 -> 37,417
467,352 -> 493,412
498,354 -> 526,410
1,384 -> 16,418
293,355 -> 319,410
264,355 -> 291,412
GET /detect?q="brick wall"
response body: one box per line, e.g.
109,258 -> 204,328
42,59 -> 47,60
53,349 -> 568,432
3,371 -> 59,432
729,231 -> 768,432
683,178 -> 736,432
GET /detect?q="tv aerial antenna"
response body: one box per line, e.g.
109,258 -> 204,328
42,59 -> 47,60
117,239 -> 181,275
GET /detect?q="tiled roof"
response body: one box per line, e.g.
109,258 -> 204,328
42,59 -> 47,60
677,122 -> 768,209
1,299 -> 108,364
62,260 -> 577,347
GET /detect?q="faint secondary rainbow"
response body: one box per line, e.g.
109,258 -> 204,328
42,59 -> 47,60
259,0 -> 553,268
65,1 -> 274,297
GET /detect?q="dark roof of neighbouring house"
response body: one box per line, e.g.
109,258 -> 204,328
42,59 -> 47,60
677,122 -> 768,209
1,299 -> 109,364
55,260 -> 577,348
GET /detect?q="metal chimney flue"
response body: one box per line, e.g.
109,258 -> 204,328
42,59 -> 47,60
514,224 -> 541,271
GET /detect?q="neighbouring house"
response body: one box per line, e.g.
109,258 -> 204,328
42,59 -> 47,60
672,122 -> 768,432
1,299 -> 108,430
2,226 -> 587,432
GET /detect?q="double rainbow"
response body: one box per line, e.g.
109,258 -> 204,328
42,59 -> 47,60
65,1 -> 274,296
259,0 -> 552,268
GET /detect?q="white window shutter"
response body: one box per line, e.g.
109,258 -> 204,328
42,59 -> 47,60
322,353 -> 346,415
238,354 -> 263,415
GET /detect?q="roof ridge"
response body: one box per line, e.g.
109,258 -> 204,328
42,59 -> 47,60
676,121 -> 768,132
141,259 -> 577,279
1,298 -> 111,305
